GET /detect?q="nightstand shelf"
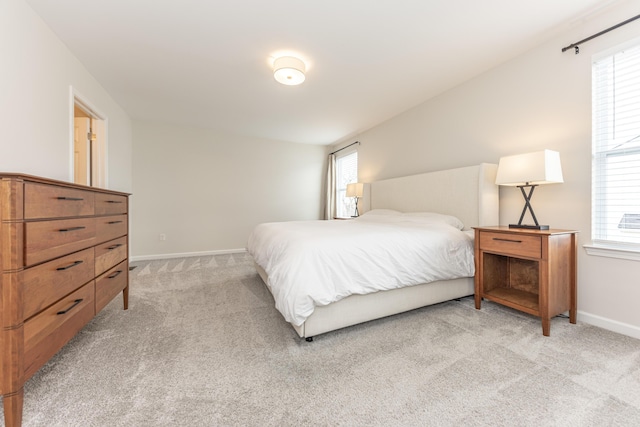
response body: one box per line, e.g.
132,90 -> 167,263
483,288 -> 539,315
473,226 -> 578,336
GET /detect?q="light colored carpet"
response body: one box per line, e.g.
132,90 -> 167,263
7,252 -> 640,426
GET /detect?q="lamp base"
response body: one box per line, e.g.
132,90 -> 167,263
509,224 -> 549,230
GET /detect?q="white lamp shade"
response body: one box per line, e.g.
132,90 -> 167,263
495,149 -> 564,186
273,56 -> 306,85
346,182 -> 364,197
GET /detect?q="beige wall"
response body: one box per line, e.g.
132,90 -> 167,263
334,1 -> 640,337
131,121 -> 325,258
0,0 -> 132,192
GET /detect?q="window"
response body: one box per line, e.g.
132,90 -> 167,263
335,151 -> 358,218
592,40 -> 640,250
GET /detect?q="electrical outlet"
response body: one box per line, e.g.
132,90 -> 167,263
159,233 -> 166,241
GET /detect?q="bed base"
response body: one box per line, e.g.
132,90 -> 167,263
254,262 -> 474,340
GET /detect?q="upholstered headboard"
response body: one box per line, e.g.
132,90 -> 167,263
369,163 -> 499,228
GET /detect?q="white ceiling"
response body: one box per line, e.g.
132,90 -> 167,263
27,0 -> 619,145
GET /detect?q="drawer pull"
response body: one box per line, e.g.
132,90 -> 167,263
105,200 -> 123,204
56,260 -> 84,271
56,196 -> 84,201
107,220 -> 123,225
107,243 -> 124,250
57,299 -> 83,315
492,238 -> 522,243
58,226 -> 86,232
107,270 -> 123,279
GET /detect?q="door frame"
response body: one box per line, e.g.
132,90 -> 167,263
69,86 -> 108,187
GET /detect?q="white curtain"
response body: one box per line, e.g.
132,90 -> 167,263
324,153 -> 336,220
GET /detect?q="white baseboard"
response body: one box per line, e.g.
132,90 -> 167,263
578,310 -> 640,340
130,248 -> 247,262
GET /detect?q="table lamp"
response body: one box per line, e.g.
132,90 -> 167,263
346,182 -> 364,217
495,149 -> 563,230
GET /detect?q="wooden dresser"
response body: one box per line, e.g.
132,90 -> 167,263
0,174 -> 130,427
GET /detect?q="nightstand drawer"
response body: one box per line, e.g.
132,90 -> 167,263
479,231 -> 541,259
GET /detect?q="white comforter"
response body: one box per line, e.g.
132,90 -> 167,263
247,213 -> 475,326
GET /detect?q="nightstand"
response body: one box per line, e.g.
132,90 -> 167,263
473,226 -> 578,336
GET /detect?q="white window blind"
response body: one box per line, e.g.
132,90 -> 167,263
336,151 -> 358,218
592,40 -> 640,248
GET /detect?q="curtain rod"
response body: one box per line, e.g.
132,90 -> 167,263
562,14 -> 640,54
330,140 -> 360,155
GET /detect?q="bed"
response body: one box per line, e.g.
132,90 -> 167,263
248,163 -> 499,340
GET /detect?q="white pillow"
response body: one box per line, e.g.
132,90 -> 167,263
361,209 -> 402,216
402,212 -> 464,230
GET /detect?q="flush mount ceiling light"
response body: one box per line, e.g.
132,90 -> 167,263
273,56 -> 306,85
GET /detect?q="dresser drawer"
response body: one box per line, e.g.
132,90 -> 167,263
96,214 -> 127,244
95,192 -> 128,215
23,281 -> 95,379
23,247 -> 95,319
95,260 -> 128,313
95,236 -> 127,276
24,182 -> 94,219
25,218 -> 96,266
479,231 -> 542,259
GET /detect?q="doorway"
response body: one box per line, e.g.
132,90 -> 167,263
73,94 -> 107,187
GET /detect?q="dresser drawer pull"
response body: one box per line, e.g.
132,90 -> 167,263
58,226 -> 86,232
56,196 -> 84,201
107,243 -> 124,250
107,220 -> 124,225
56,299 -> 83,315
105,200 -> 123,204
492,238 -> 522,243
107,270 -> 123,279
56,260 -> 84,271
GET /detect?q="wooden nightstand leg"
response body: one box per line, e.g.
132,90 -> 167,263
474,229 -> 482,310
542,318 -> 550,337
